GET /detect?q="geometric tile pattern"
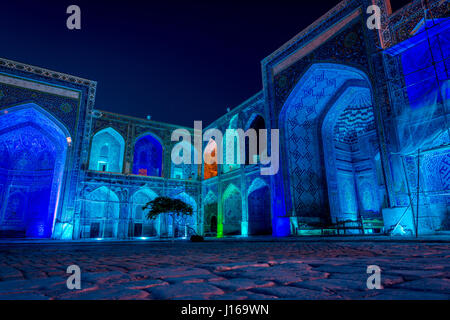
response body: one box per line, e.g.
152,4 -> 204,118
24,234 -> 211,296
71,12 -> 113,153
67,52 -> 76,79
281,63 -> 367,218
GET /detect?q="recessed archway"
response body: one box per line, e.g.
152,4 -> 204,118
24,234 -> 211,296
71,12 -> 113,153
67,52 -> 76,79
280,63 -> 377,222
321,86 -> 381,223
89,127 -> 125,173
171,140 -> 199,180
173,192 -> 198,237
83,186 -> 120,238
0,103 -> 69,238
247,178 -> 271,235
130,188 -> 159,237
203,190 -> 218,235
133,133 -> 163,177
204,139 -> 218,180
222,184 -> 242,236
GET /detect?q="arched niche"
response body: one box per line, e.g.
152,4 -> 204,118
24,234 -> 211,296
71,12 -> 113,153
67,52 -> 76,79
133,133 -> 163,177
130,188 -> 159,237
171,140 -> 199,180
222,184 -> 242,236
83,186 -> 120,238
247,178 -> 271,235
321,86 -> 381,223
203,190 -> 218,235
203,139 -> 218,180
0,103 -> 69,238
89,127 -> 125,173
279,62 -> 375,222
173,192 -> 198,237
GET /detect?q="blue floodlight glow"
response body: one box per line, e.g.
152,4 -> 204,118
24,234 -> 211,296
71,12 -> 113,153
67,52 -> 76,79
0,103 -> 68,238
133,134 -> 163,176
89,127 -> 125,173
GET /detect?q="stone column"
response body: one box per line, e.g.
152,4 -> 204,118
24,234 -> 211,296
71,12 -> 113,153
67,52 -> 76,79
117,189 -> 129,239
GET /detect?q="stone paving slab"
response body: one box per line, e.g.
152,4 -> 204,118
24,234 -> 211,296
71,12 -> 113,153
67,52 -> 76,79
251,286 -> 335,299
0,241 -> 449,300
147,283 -> 225,299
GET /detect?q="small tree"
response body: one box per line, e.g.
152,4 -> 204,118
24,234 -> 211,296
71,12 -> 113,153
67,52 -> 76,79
143,196 -> 194,240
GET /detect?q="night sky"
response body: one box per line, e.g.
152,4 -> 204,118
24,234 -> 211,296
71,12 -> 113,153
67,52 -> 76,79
0,0 -> 409,127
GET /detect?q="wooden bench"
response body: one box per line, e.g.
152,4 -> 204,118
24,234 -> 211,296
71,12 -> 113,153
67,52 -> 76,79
335,219 -> 364,235
297,222 -> 338,236
296,216 -> 383,236
361,217 -> 385,234
296,221 -> 361,236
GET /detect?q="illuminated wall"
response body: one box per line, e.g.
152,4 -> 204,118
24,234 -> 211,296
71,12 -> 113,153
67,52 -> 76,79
400,131 -> 450,234
223,114 -> 241,173
0,104 -> 68,238
133,134 -> 163,176
3,1 -> 449,240
89,127 -> 125,173
203,190 -> 218,234
322,86 -> 381,223
222,184 -> 242,236
280,63 -> 372,221
130,188 -> 159,237
383,17 -> 450,234
247,178 -> 271,235
83,186 -> 120,238
204,139 -> 218,180
245,114 -> 265,165
157,191 -> 198,237
400,18 -> 449,110
173,192 -> 198,237
171,141 -> 199,180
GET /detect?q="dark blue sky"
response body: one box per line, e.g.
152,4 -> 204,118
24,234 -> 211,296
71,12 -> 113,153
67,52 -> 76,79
0,0 -> 409,127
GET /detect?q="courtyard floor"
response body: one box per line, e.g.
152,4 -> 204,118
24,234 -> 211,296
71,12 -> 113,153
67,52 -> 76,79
0,238 -> 449,300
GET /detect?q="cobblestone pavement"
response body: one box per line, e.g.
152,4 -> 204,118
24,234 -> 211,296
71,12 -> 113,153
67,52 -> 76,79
0,240 -> 449,300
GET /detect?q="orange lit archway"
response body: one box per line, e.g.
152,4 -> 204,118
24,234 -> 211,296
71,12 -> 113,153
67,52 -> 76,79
204,139 -> 217,180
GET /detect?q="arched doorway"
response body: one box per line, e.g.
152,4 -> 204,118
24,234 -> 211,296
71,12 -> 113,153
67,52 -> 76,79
280,63 -> 381,223
203,190 -> 218,235
133,134 -> 163,177
247,178 -> 271,235
222,184 -> 242,236
83,186 -> 120,238
0,104 -> 69,238
89,127 -> 125,173
130,188 -> 159,237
